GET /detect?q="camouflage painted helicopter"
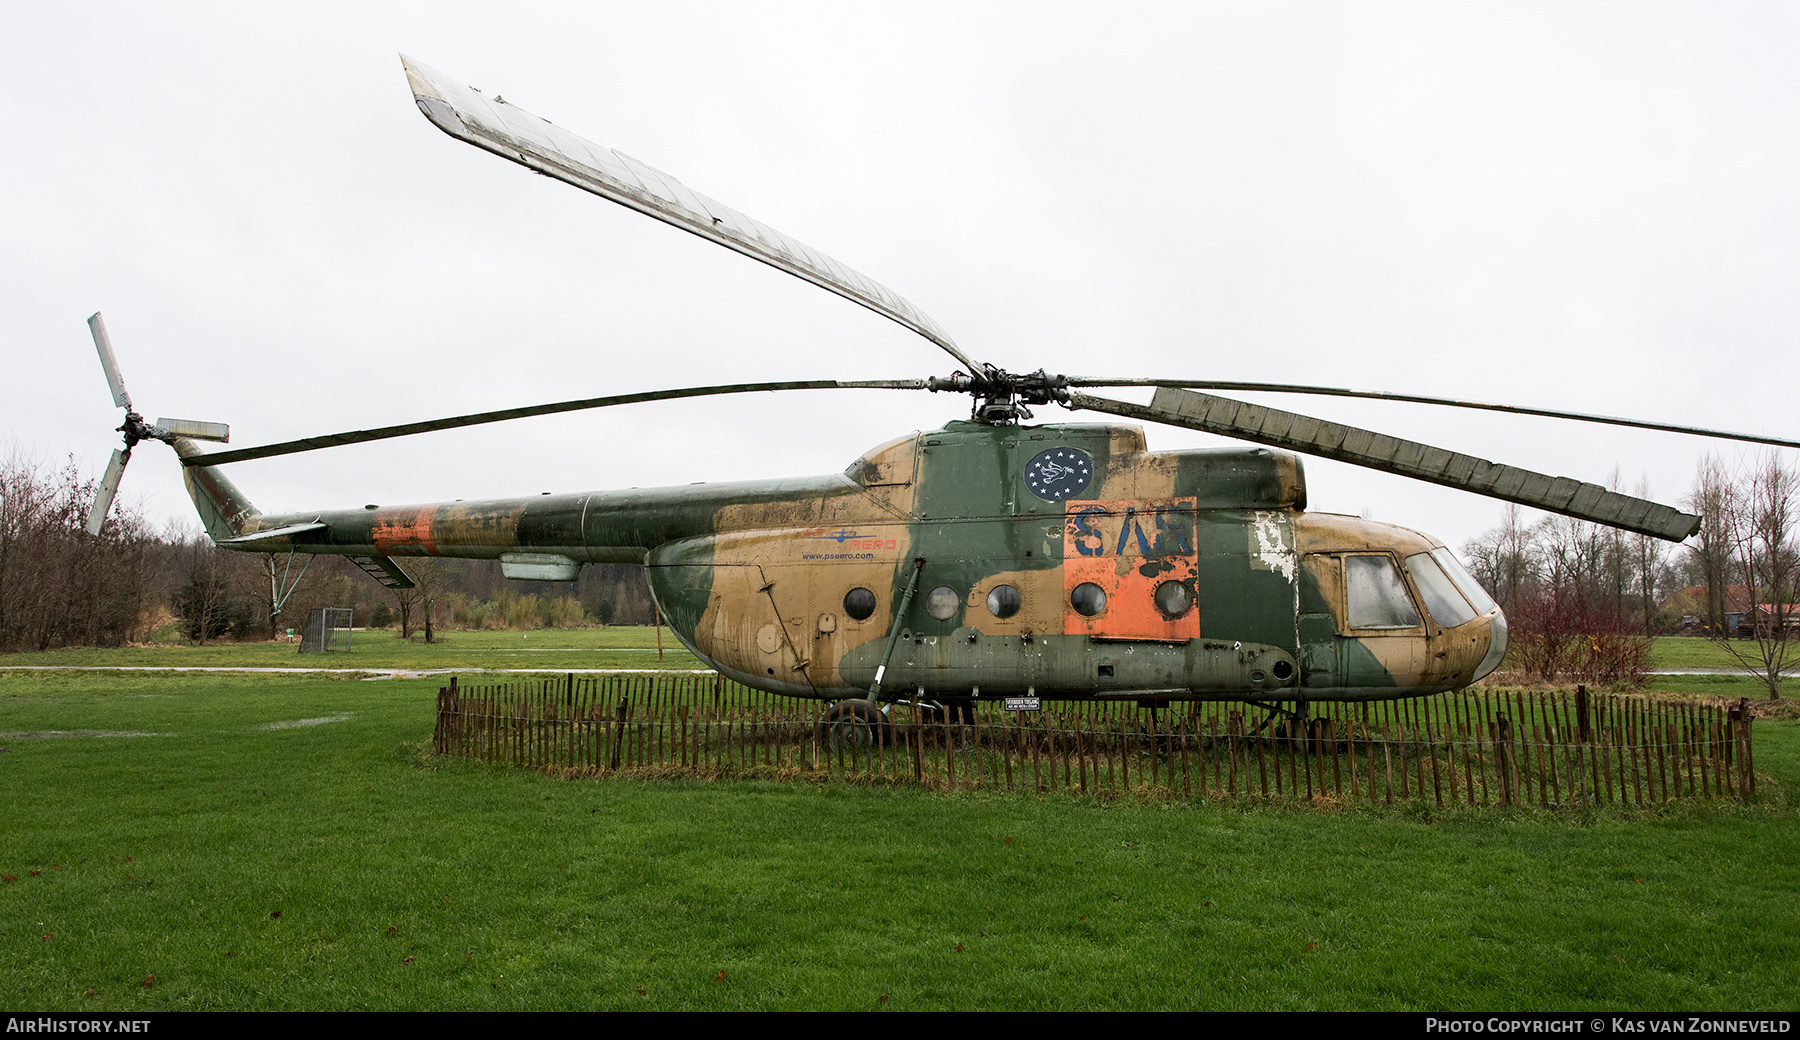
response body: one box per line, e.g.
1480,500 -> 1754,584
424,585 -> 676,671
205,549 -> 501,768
84,57 -> 1800,725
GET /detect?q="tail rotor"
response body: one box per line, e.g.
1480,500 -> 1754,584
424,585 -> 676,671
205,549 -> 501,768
83,312 -> 230,535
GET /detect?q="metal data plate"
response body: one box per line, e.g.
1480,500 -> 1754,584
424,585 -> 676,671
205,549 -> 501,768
500,552 -> 581,582
401,56 -> 977,373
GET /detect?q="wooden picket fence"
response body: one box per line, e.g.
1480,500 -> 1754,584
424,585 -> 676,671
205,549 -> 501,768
432,674 -> 1759,807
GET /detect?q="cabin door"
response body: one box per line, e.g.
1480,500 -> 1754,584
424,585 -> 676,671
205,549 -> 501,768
730,565 -> 817,693
1299,553 -> 1341,688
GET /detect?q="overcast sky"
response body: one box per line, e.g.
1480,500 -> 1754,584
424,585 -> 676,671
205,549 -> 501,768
4,3 -> 1797,555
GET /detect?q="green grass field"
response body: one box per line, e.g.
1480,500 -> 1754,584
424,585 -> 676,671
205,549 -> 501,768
0,626 -> 705,672
1649,636 -> 1793,671
2,635 -> 1798,1010
0,630 -> 1764,674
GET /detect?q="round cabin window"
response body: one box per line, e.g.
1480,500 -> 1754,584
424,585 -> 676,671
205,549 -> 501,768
1153,580 -> 1193,618
986,584 -> 1021,619
1070,582 -> 1107,617
843,587 -> 877,621
925,585 -> 960,621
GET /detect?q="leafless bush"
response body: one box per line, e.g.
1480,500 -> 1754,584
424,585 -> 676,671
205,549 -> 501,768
1466,500 -> 1654,686
1506,581 -> 1650,686
0,452 -> 179,651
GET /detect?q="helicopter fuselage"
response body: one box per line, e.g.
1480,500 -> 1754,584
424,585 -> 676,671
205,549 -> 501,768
198,420 -> 1506,702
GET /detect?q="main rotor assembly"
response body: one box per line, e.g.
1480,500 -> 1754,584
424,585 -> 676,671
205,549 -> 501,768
83,57 -> 1800,545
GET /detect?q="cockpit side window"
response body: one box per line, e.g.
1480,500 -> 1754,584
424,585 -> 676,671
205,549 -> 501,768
1344,554 -> 1422,630
1405,552 -> 1478,628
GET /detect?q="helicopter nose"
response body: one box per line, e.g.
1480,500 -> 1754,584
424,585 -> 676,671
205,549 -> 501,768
1472,608 -> 1508,681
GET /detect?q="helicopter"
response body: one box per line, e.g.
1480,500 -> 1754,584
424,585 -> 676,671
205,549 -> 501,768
80,56 -> 1800,724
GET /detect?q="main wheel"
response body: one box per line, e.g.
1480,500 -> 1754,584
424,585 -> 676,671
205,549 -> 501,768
818,699 -> 893,750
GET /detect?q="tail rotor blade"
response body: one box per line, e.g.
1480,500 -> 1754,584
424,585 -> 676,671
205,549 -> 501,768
88,312 -> 133,412
153,418 -> 230,442
85,449 -> 130,536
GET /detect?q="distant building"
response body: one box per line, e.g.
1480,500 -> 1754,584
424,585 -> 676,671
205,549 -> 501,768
1751,602 -> 1800,635
1661,585 -> 1799,638
1661,585 -> 1751,636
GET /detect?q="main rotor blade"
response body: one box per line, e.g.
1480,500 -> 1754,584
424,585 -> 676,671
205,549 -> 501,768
184,379 -> 928,467
401,56 -> 985,376
84,449 -> 129,536
1065,377 -> 1800,451
1068,387 -> 1702,542
88,312 -> 132,411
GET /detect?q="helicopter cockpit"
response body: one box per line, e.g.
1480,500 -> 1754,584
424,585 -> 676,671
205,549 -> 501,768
1294,514 -> 1506,697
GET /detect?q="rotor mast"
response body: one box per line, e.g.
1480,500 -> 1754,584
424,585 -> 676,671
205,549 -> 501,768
928,367 -> 1070,424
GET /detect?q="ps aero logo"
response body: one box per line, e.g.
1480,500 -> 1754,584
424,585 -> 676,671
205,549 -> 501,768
1025,447 -> 1094,501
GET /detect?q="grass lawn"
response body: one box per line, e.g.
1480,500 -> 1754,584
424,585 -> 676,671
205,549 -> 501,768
1639,674 -> 1799,730
0,626 -> 705,673
2,643 -> 1797,1010
4,631 -> 1777,677
1650,636 -> 1798,672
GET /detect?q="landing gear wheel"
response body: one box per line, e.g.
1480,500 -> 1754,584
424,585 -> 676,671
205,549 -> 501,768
818,700 -> 893,750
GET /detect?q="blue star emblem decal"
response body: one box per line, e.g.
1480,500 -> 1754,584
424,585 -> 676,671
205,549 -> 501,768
1025,446 -> 1094,501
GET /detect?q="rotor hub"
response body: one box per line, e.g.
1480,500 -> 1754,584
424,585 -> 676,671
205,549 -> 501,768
117,412 -> 158,450
927,368 -> 1070,424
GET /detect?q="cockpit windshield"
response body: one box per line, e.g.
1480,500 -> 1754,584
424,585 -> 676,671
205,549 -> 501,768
1405,552 -> 1478,628
1431,547 -> 1499,614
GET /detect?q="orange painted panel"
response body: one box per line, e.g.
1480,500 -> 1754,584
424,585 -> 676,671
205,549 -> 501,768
373,507 -> 439,556
1063,499 -> 1199,640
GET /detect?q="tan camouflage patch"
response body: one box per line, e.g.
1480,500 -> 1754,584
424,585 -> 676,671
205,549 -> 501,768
962,566 -> 1063,637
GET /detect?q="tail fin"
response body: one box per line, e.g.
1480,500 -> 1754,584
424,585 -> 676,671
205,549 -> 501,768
173,437 -> 261,540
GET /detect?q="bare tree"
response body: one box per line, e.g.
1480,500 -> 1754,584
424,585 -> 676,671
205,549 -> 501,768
177,540 -> 234,644
1534,513 -> 1606,602
0,452 -> 176,651
1686,454 -> 1733,638
1716,454 -> 1800,700
389,581 -> 420,639
1631,476 -> 1668,636
410,556 -> 450,643
1461,503 -> 1535,607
